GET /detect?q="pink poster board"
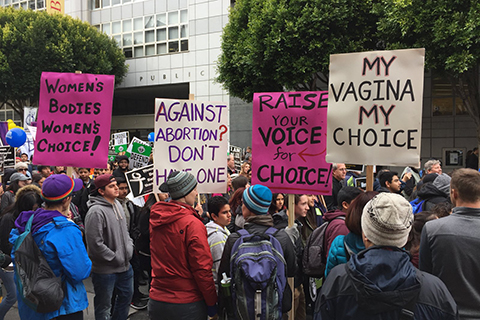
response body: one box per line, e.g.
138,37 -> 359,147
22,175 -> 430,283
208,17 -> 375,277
34,72 -> 114,168
251,91 -> 332,195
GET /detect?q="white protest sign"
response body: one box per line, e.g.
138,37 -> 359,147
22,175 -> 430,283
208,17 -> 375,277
154,99 -> 229,193
24,107 -> 38,127
112,131 -> 129,145
326,48 -> 425,166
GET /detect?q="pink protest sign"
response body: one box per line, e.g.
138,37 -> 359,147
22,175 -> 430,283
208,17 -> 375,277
34,72 -> 114,168
251,91 -> 332,195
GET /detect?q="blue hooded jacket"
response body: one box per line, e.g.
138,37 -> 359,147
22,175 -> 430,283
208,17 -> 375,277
10,208 -> 92,320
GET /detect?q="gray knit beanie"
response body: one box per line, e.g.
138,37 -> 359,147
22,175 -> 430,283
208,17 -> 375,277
433,173 -> 451,197
159,171 -> 197,200
361,193 -> 413,248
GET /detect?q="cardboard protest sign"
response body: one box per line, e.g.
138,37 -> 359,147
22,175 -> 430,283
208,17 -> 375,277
326,48 -> 425,166
251,91 -> 332,195
24,107 -> 37,127
34,72 -> 114,168
0,153 -> 4,176
154,99 -> 229,193
127,140 -> 152,169
125,164 -> 154,198
229,145 -> 242,172
112,131 -> 129,153
0,146 -> 15,170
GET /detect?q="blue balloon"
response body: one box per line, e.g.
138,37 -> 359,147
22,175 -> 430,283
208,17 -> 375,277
148,132 -> 155,142
6,128 -> 27,148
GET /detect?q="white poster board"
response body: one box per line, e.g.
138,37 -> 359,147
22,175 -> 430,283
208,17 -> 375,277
154,99 -> 229,193
326,48 -> 425,166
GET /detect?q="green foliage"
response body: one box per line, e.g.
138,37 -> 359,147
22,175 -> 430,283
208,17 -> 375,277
0,7 -> 127,115
217,0 -> 380,102
378,0 -> 480,75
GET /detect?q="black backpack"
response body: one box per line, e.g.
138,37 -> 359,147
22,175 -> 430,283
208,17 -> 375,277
13,214 -> 64,313
302,216 -> 345,278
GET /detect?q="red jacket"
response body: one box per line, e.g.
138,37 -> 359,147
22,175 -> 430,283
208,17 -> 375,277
149,200 -> 217,306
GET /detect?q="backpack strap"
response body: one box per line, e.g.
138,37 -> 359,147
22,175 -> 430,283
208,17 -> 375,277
25,214 -> 34,233
236,228 -> 250,237
343,237 -> 354,261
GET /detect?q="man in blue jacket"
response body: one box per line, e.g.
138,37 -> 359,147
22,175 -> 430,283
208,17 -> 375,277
315,193 -> 457,320
10,174 -> 92,320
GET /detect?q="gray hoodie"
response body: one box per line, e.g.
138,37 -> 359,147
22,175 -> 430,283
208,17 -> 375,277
85,195 -> 134,274
206,221 -> 230,292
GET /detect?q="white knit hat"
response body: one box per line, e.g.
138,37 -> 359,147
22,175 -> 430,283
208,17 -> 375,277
361,193 -> 413,247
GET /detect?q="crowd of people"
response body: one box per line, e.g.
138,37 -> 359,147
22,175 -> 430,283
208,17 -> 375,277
0,148 -> 478,320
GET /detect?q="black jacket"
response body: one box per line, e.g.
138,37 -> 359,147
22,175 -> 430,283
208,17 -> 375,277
315,246 -> 457,320
417,182 -> 450,211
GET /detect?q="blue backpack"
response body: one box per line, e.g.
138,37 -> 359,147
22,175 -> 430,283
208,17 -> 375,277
410,198 -> 426,214
230,227 -> 287,320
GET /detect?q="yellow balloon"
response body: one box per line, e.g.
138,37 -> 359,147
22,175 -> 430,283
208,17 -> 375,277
7,119 -> 23,130
7,119 -> 15,130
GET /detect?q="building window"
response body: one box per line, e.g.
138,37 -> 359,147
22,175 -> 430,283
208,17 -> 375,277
0,0 -> 45,10
431,76 -> 468,116
91,0 -> 143,9
96,9 -> 188,59
0,104 -> 23,124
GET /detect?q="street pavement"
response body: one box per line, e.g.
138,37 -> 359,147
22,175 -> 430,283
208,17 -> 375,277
5,276 -> 150,319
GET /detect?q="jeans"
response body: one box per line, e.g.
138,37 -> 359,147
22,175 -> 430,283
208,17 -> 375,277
148,299 -> 207,320
92,266 -> 133,320
0,268 -> 16,320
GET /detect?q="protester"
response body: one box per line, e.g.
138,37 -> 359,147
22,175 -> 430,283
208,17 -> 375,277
268,192 -> 286,215
53,166 -> 66,175
415,173 -> 451,211
206,196 -> 231,293
149,171 -> 217,320
315,193 -> 457,319
135,193 -> 168,286
239,162 -> 251,181
32,172 -> 46,188
298,194 -> 324,243
0,172 -> 29,213
85,174 -> 134,320
424,159 -> 442,175
420,168 -> 480,319
113,155 -> 130,179
324,163 -> 346,211
229,187 -> 246,231
0,185 -> 43,320
465,147 -> 478,170
429,201 -> 452,218
323,186 -> 362,256
231,175 -> 249,191
10,174 -> 92,320
325,191 -> 377,278
378,171 -> 401,193
405,211 -> 438,268
218,185 -> 296,319
400,166 -> 421,198
115,177 -> 148,310
37,165 -> 52,178
227,154 -> 237,175
14,162 -> 29,175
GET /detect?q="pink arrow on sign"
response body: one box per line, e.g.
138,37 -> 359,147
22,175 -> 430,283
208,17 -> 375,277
298,148 -> 325,162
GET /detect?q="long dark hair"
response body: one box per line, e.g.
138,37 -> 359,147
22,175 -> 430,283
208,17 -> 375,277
229,187 -> 245,216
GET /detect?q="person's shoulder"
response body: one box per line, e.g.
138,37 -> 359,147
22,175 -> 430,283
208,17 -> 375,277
416,270 -> 457,313
330,235 -> 346,253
